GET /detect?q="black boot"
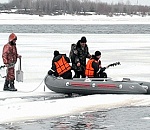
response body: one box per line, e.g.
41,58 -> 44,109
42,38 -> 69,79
9,80 -> 17,91
3,80 -> 10,91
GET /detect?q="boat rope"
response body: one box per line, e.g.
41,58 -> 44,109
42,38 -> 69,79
29,78 -> 45,92
17,78 -> 45,93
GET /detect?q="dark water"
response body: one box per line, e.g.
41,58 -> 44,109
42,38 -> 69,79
1,106 -> 150,130
1,24 -> 150,34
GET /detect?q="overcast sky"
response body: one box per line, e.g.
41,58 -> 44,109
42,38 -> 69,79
0,0 -> 150,6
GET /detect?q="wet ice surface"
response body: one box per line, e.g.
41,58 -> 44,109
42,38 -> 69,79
0,33 -> 150,129
1,106 -> 150,130
0,14 -> 150,129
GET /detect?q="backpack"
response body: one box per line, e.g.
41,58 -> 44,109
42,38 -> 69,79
69,43 -> 77,63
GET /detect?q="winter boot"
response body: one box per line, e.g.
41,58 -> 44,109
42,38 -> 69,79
9,80 -> 17,91
3,80 -> 10,91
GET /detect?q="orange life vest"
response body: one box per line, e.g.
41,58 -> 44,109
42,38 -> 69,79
54,56 -> 71,76
85,59 -> 98,77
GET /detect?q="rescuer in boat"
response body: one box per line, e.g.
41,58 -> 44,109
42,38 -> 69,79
85,51 -> 107,78
2,33 -> 22,91
69,36 -> 91,78
48,50 -> 72,79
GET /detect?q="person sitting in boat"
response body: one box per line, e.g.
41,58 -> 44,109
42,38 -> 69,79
48,50 -> 72,79
85,51 -> 107,78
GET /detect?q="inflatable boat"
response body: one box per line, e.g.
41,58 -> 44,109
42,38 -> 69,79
44,75 -> 150,95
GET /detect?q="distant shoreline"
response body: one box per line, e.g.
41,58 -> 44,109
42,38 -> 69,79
0,13 -> 150,25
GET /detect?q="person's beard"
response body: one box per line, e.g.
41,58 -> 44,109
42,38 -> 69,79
10,41 -> 16,45
95,57 -> 99,61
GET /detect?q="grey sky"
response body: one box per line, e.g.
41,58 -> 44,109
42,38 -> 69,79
0,0 -> 150,6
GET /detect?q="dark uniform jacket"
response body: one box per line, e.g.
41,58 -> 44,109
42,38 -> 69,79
48,54 -> 72,79
85,57 -> 101,78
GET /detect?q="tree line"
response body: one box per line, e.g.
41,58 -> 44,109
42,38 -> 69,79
1,0 -> 150,16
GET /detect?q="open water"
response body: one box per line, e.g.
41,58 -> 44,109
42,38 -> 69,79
0,24 -> 150,129
0,24 -> 150,34
1,106 -> 150,130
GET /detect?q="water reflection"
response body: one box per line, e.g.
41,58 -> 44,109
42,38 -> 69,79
49,110 -> 108,130
1,107 -> 150,130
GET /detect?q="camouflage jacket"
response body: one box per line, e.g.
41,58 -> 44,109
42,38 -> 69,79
72,44 -> 91,71
2,43 -> 18,65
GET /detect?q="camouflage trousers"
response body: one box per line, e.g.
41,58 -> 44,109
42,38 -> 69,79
6,67 -> 15,81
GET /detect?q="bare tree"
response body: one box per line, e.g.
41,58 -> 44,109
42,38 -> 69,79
5,0 -> 150,16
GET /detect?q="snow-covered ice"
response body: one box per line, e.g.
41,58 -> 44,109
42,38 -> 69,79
0,13 -> 150,25
0,14 -> 150,123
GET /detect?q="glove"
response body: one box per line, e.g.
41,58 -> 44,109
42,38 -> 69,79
100,67 -> 106,72
5,64 -> 9,67
48,70 -> 54,75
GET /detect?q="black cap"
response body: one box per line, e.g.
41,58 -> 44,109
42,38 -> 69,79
80,36 -> 87,43
95,51 -> 101,56
54,50 -> 59,57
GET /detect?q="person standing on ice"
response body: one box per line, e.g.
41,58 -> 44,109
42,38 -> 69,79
69,36 -> 91,78
2,33 -> 21,91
